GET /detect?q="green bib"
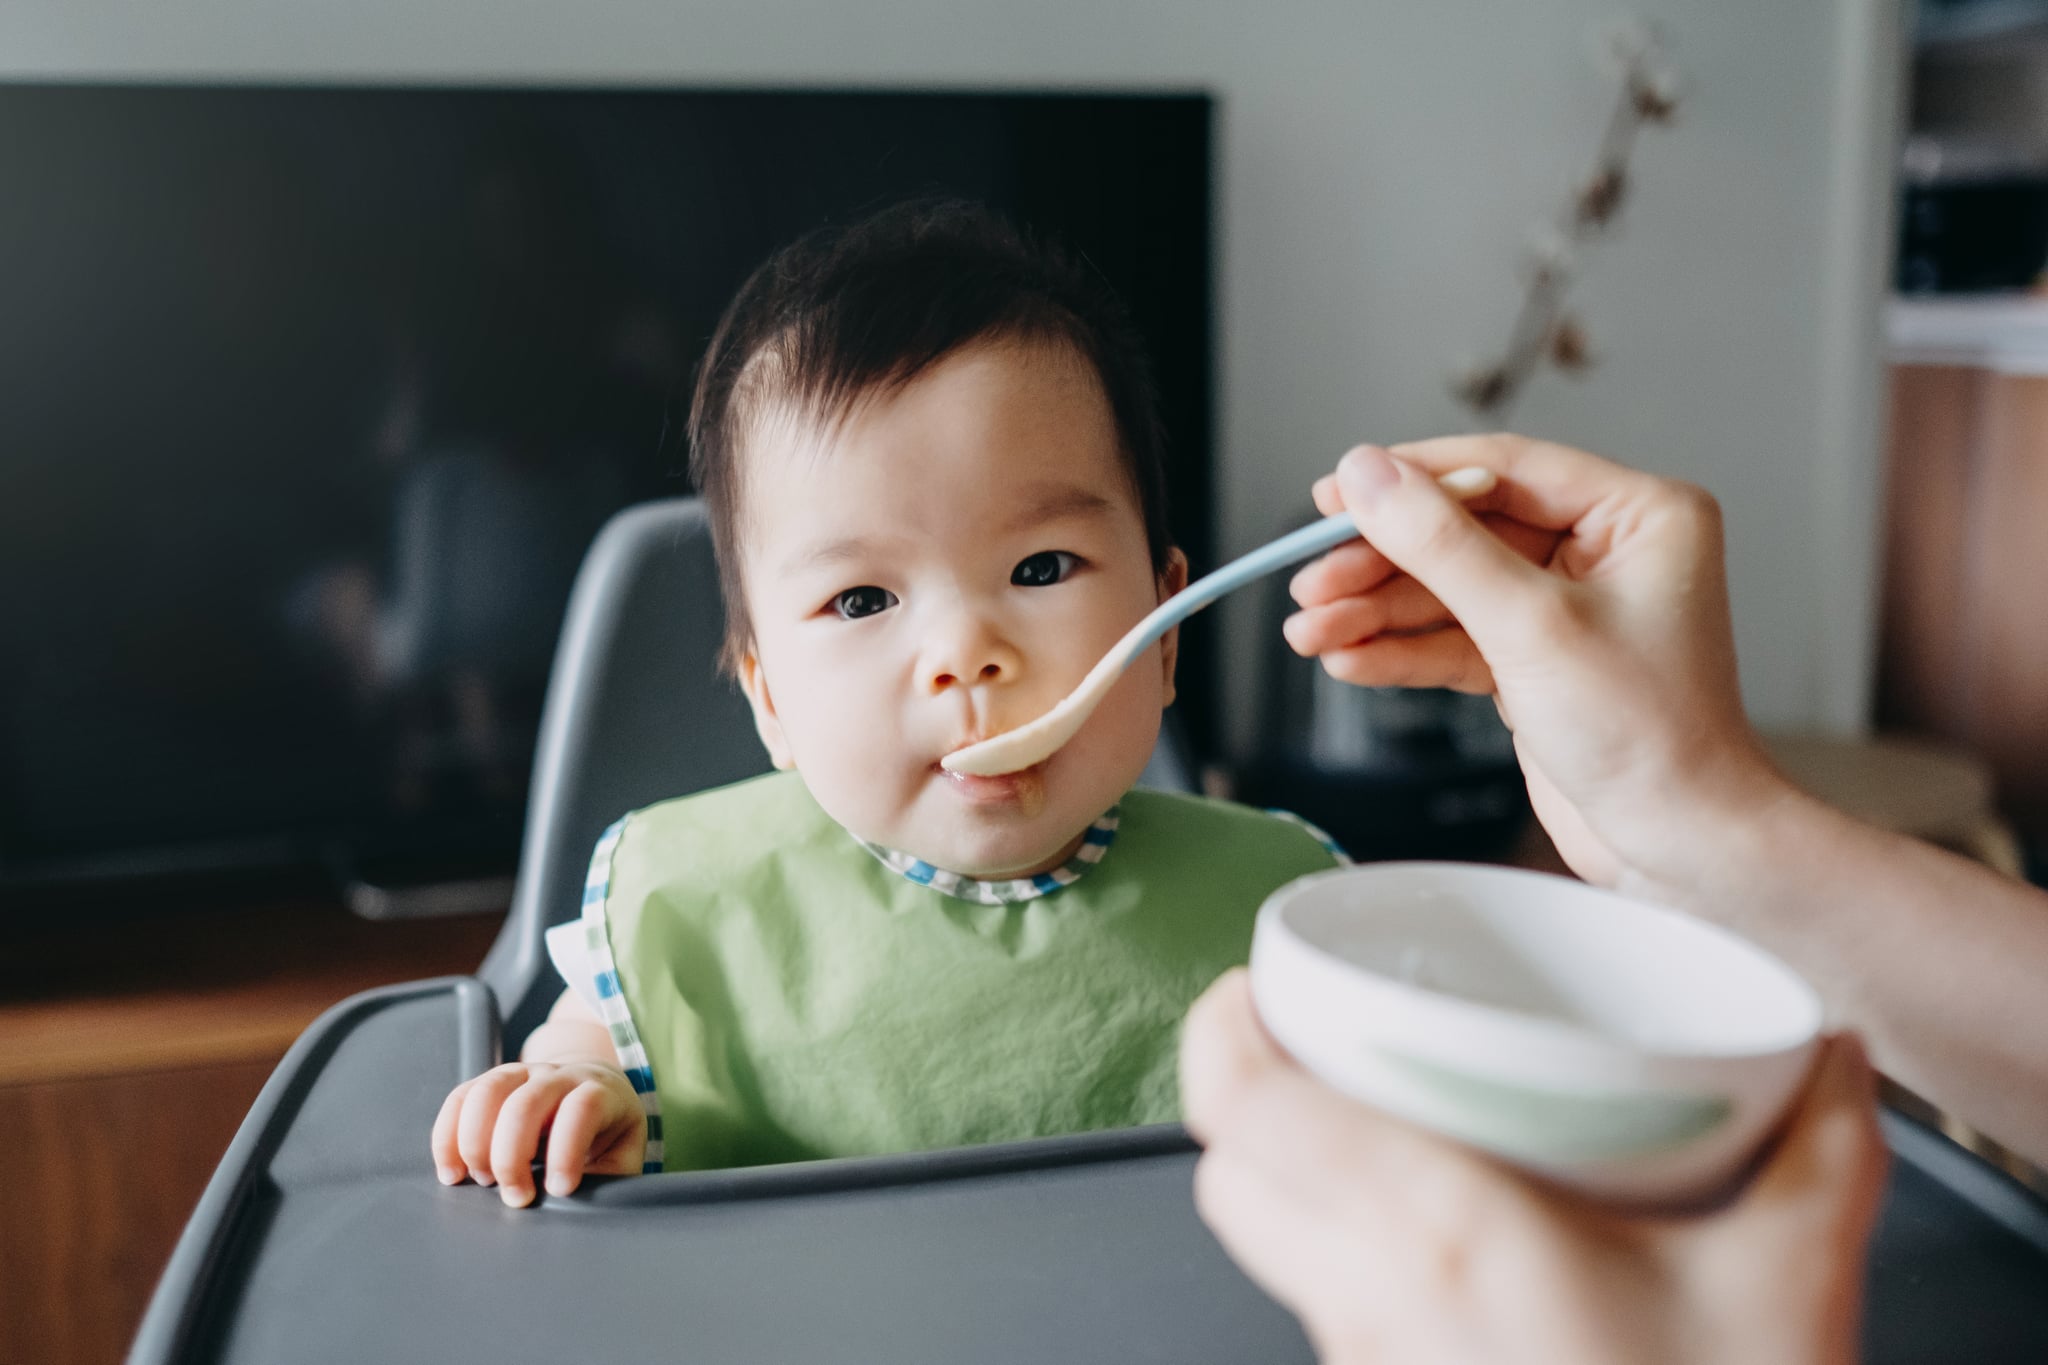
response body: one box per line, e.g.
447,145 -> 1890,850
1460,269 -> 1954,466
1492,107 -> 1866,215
581,771 -> 1340,1172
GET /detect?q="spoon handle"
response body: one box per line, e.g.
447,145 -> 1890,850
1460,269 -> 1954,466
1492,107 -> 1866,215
1113,513 -> 1360,660
1102,463 -> 1496,670
1092,515 -> 1354,675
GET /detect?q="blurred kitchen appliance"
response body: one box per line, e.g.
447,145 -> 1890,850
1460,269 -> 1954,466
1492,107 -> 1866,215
1234,576 -> 1528,861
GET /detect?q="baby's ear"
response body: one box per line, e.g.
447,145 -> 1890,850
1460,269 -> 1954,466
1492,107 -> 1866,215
736,651 -> 796,770
1157,549 -> 1190,707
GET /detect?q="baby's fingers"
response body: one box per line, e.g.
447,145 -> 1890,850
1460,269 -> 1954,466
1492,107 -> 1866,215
454,1064 -> 531,1187
544,1080 -> 640,1198
431,1080 -> 473,1185
491,1072 -> 580,1208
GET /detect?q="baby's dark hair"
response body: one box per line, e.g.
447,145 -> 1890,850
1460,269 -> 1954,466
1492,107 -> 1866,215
687,198 -> 1173,673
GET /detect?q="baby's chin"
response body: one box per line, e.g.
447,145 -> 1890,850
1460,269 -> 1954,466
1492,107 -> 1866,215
805,754 -> 1134,880
863,805 -> 1093,881
894,820 -> 1085,881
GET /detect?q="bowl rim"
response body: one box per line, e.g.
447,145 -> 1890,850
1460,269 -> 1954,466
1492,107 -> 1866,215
1255,861 -> 1827,1062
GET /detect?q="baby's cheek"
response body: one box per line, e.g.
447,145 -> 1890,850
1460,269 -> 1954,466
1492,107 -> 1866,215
801,739 -> 924,842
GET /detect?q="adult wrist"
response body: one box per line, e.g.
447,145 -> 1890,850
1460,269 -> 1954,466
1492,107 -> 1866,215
1664,776 -> 1858,948
1615,739 -> 1818,929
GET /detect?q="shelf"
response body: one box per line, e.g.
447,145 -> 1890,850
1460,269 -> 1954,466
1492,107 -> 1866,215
1891,294 -> 2048,375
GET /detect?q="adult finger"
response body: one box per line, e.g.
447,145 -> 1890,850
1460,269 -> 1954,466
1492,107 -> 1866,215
1181,971 -> 1499,1229
1291,506 -> 1562,611
1283,578 -> 1454,655
1698,1034 -> 1888,1254
455,1065 -> 531,1186
1179,970 -> 1261,1146
1318,629 -> 1496,696
1290,536 -> 1404,608
1383,434 -> 1659,533
1334,447 -> 1551,642
1193,1146 -> 1400,1339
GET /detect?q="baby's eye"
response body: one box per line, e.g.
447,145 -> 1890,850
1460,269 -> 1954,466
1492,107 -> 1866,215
1011,551 -> 1079,588
831,586 -> 898,620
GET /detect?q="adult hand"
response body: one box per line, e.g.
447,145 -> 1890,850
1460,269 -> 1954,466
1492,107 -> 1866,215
1180,970 -> 1888,1365
1285,436 -> 1787,899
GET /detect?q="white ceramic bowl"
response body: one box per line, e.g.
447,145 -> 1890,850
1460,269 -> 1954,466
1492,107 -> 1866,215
1249,862 -> 1825,1206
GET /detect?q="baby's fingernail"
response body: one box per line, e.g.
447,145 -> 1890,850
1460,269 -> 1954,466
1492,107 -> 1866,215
545,1175 -> 571,1198
500,1184 -> 532,1209
474,1172 -> 495,1187
1338,446 -> 1400,509
435,1166 -> 458,1186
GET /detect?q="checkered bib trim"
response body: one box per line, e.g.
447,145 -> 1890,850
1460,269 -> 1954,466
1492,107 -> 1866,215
580,816 -> 666,1174
853,806 -> 1120,904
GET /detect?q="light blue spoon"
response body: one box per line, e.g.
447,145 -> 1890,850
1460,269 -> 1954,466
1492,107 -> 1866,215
942,464 -> 1498,776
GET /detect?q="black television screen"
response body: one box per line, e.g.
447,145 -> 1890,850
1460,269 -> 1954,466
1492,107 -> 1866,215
0,82 -> 1213,899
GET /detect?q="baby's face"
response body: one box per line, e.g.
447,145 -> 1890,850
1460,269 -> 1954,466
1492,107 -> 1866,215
735,337 -> 1184,879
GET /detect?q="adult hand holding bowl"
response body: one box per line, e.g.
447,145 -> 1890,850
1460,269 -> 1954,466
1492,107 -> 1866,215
1248,862 -> 1825,1207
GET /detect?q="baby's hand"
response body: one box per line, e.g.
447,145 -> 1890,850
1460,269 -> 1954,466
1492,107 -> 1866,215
430,1060 -> 646,1208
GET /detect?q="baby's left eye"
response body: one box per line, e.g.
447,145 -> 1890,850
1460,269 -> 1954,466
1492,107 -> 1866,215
1012,551 -> 1079,588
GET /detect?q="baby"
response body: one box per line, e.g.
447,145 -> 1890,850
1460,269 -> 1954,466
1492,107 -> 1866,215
431,200 -> 1344,1206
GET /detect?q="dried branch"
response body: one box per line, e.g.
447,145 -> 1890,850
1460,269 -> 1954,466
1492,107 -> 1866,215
1454,22 -> 1680,418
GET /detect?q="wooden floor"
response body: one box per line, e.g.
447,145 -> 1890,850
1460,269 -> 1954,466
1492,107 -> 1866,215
0,887 -> 504,1365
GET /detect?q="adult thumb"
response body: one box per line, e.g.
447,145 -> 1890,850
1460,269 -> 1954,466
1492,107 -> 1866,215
1704,1033 -> 1888,1248
1336,445 -> 1544,633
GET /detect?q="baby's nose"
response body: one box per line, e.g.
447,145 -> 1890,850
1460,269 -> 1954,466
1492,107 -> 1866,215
924,619 -> 1020,695
931,659 -> 1006,691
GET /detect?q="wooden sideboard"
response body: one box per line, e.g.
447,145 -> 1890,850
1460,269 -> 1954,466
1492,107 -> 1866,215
1884,299 -> 2048,853
0,891 -> 503,1365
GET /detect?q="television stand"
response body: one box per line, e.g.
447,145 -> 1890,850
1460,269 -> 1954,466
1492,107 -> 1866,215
0,888 -> 504,1365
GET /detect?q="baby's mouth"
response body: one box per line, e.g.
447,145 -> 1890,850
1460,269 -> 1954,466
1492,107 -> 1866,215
932,757 -> 1050,815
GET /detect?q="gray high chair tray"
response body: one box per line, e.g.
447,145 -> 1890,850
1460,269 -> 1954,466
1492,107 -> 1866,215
130,498 -> 2048,1362
129,974 -> 2048,1365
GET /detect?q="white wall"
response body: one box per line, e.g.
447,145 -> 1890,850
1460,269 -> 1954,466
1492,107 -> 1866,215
1,0 -> 1903,750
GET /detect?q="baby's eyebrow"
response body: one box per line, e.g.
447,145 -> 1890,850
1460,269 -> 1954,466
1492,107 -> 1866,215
1005,484 -> 1116,533
785,535 -> 883,575
781,485 -> 1116,575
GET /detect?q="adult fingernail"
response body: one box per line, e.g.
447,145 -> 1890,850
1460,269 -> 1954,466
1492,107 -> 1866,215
1338,446 -> 1400,508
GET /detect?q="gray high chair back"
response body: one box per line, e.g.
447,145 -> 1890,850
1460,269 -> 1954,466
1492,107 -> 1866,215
128,499 -> 2048,1365
475,495 -> 1199,1052
475,497 -> 768,1048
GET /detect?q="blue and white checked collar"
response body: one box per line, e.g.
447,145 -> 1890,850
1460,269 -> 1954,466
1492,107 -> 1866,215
854,806 -> 1120,905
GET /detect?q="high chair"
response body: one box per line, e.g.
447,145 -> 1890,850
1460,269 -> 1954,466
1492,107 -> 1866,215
129,500 -> 2048,1365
